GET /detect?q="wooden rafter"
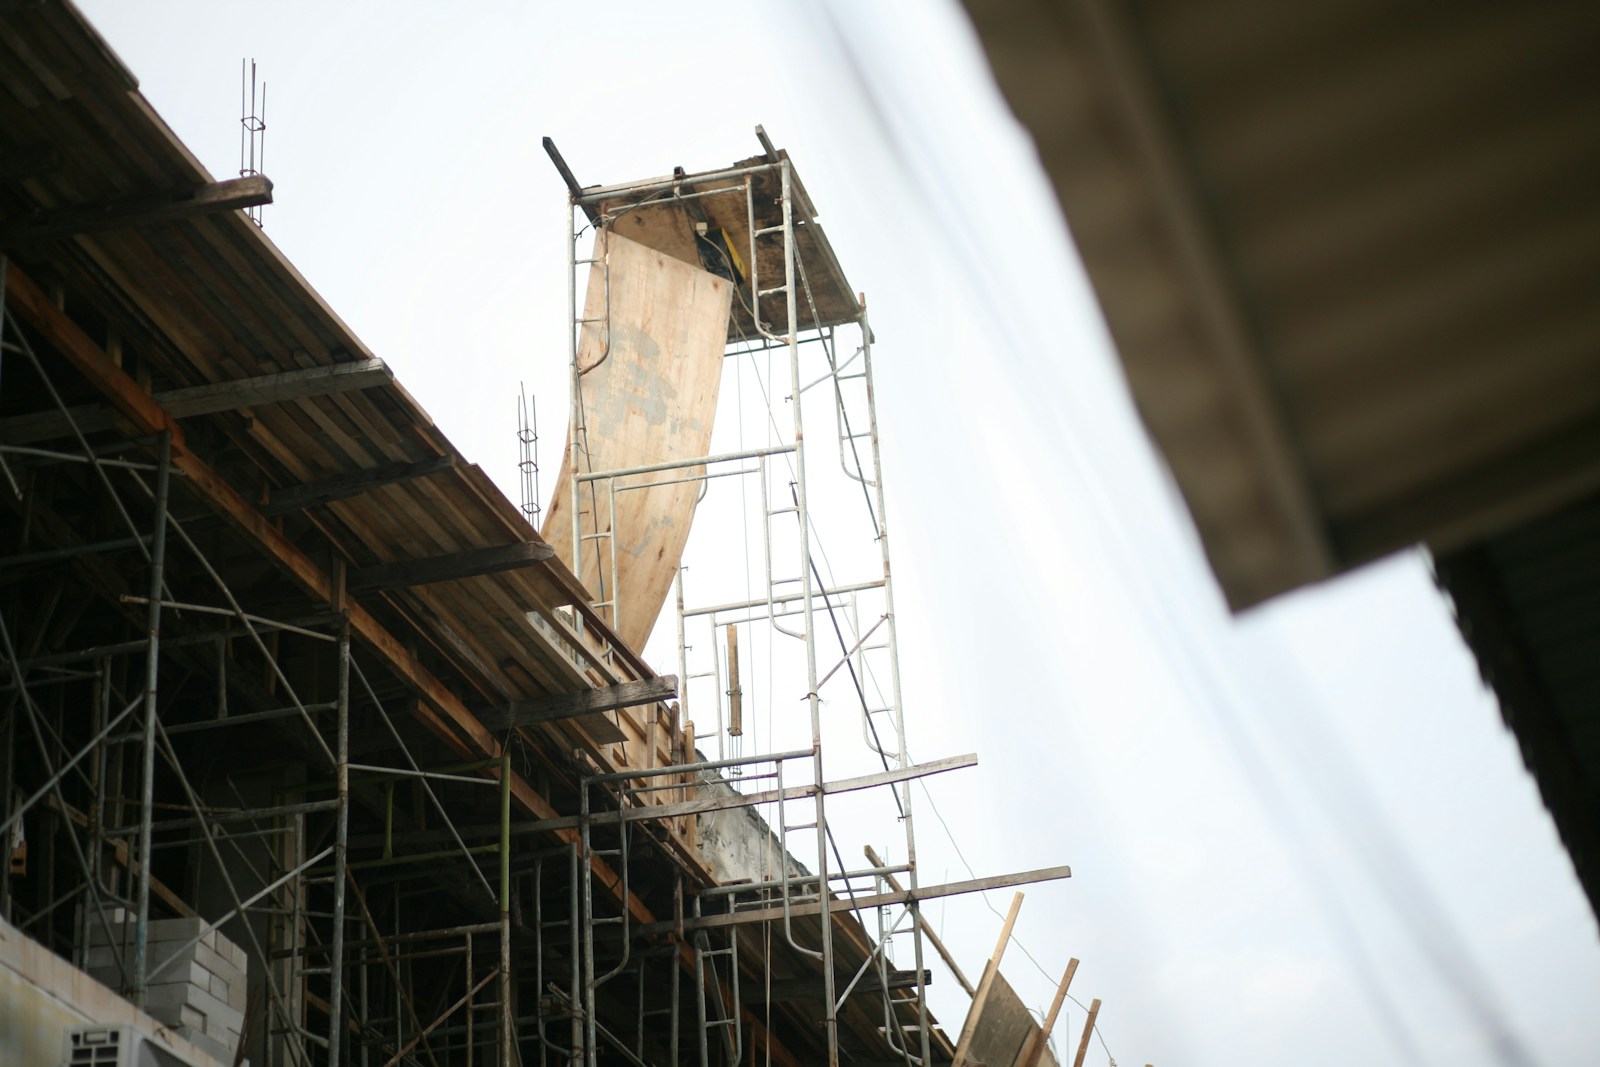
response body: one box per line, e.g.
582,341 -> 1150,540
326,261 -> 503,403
0,361 -> 394,444
263,455 -> 456,516
0,175 -> 273,244
477,675 -> 678,731
348,541 -> 556,593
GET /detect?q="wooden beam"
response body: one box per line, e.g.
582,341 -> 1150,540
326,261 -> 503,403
750,969 -> 931,1004
1017,958 -> 1078,1067
0,175 -> 274,244
50,795 -> 194,919
347,541 -> 556,593
866,844 -> 976,997
1070,998 -> 1101,1067
513,752 -> 977,833
478,675 -> 678,731
0,361 -> 394,444
2,265 -> 184,447
642,867 -> 1069,936
951,893 -> 1023,1067
263,454 -> 455,516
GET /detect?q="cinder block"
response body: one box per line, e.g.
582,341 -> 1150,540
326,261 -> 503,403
183,983 -> 246,1037
209,971 -> 230,1001
175,1024 -> 240,1066
83,946 -> 117,969
179,1003 -> 206,1031
146,916 -> 204,944
142,958 -> 208,989
195,940 -> 227,978
195,933 -> 247,986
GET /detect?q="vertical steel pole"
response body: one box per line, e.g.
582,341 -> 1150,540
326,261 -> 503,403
327,617 -> 351,1066
132,430 -> 171,1009
0,666 -> 13,924
780,160 -> 837,1067
579,782 -> 597,1067
860,299 -> 930,1066
500,748 -> 513,1067
568,202 -> 585,614
467,930 -> 476,1067
669,931 -> 680,1067
569,844 -> 581,1067
674,568 -> 689,770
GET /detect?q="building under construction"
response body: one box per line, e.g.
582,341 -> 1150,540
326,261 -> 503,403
0,6 -> 1081,1067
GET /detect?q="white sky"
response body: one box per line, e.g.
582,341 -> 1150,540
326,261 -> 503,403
73,2 -> 1600,1065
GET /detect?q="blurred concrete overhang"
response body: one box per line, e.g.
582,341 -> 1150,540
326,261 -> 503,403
958,0 -> 1600,915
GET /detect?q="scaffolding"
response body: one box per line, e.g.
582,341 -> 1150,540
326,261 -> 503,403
558,135 -> 935,1067
0,124 -> 1069,1067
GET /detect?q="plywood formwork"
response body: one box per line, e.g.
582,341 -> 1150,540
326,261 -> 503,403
541,230 -> 733,653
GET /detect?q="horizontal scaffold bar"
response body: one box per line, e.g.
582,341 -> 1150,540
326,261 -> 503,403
576,444 -> 795,484
641,865 -> 1073,935
569,753 -> 976,834
478,675 -> 678,732
575,161 -> 783,204
683,578 -> 886,619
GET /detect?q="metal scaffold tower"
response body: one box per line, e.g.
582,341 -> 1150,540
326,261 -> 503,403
555,130 -> 941,1067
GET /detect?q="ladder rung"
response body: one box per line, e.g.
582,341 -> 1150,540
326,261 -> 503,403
754,225 -> 784,237
784,822 -> 817,832
758,285 -> 788,297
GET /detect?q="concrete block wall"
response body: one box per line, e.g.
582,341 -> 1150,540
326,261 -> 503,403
85,912 -> 248,1065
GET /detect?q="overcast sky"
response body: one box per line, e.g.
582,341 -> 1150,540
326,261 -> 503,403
73,2 -> 1600,1065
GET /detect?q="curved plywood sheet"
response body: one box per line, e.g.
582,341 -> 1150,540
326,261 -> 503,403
542,230 -> 733,653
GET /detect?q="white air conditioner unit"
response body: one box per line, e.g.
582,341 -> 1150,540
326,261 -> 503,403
60,1025 -> 208,1067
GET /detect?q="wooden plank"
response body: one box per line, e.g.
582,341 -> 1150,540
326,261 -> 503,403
347,541 -> 556,592
478,675 -> 677,730
951,893 -> 1024,1067
541,230 -> 732,651
969,972 -> 1056,1067
0,361 -> 394,443
522,752 -> 978,833
1070,999 -> 1101,1067
0,175 -> 273,243
643,868 -> 1069,936
264,454 -> 456,515
1018,959 -> 1077,1067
